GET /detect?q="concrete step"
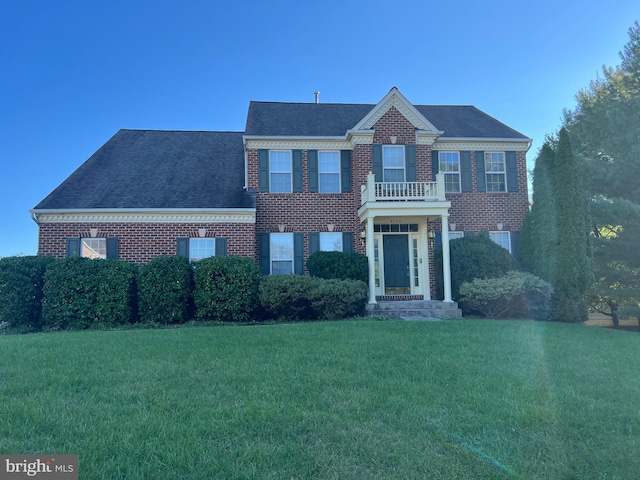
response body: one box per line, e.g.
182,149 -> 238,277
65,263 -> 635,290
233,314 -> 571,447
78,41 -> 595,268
366,300 -> 462,320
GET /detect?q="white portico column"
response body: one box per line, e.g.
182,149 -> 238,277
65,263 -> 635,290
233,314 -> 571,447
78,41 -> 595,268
366,216 -> 377,304
441,214 -> 453,303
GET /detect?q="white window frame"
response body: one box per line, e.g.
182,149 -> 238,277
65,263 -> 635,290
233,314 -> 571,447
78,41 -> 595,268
270,233 -> 294,275
269,150 -> 292,193
81,238 -> 106,259
485,152 -> 507,193
318,151 -> 341,193
489,231 -> 511,252
439,152 -> 461,193
382,145 -> 405,182
319,232 -> 343,252
448,231 -> 464,241
189,238 -> 215,262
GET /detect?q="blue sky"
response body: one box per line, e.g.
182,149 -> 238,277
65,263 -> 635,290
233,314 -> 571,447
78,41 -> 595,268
1,0 -> 638,258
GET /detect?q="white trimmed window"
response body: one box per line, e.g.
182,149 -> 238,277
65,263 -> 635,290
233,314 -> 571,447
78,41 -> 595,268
270,150 -> 292,193
318,151 -> 340,193
319,232 -> 343,252
490,231 -> 511,252
270,233 -> 294,274
189,238 -> 215,262
439,152 -> 461,193
81,238 -> 106,259
485,152 -> 507,192
448,231 -> 464,241
382,145 -> 405,182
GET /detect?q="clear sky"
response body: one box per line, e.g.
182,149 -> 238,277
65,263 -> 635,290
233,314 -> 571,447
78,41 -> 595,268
1,0 -> 638,258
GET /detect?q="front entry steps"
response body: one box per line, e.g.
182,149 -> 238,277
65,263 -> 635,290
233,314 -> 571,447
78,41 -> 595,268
366,300 -> 462,321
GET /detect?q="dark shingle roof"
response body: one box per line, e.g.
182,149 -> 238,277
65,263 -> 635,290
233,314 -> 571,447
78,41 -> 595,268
245,101 -> 528,139
34,130 -> 250,210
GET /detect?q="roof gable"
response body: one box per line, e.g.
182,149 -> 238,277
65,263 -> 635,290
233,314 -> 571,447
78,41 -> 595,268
351,87 -> 443,134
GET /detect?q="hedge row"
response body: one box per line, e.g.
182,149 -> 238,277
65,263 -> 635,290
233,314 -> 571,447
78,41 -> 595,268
0,254 -> 367,332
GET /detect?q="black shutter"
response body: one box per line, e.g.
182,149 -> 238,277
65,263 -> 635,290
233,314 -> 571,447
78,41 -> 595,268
293,150 -> 303,192
309,233 -> 320,255
259,233 -> 270,275
258,149 -> 269,191
461,151 -> 472,192
176,238 -> 189,258
435,232 -> 442,249
475,151 -> 486,192
372,144 -> 383,182
106,238 -> 119,259
510,231 -> 520,258
215,238 -> 227,256
431,150 -> 439,181
66,238 -> 81,257
294,233 -> 304,275
342,232 -> 353,253
308,150 -> 318,193
405,145 -> 416,182
506,151 -> 518,192
341,150 -> 352,192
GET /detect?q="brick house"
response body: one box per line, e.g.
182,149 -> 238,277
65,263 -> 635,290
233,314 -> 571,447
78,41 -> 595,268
32,87 -> 531,313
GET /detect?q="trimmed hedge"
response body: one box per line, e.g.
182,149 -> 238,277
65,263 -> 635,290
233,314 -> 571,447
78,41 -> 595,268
0,256 -> 56,331
42,257 -> 137,330
307,251 -> 368,283
459,271 -> 553,320
259,275 -> 368,322
138,256 -> 194,324
194,256 -> 261,322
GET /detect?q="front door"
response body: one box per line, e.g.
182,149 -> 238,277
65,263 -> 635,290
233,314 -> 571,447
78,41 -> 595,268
383,234 -> 410,294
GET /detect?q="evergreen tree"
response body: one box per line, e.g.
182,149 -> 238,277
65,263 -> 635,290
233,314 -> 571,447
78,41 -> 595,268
551,128 -> 594,322
564,21 -> 640,325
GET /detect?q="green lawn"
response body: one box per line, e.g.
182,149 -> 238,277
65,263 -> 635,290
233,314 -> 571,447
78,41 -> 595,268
1,319 -> 639,479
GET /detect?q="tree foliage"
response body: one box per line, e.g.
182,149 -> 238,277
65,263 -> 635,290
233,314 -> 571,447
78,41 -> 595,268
563,21 -> 640,323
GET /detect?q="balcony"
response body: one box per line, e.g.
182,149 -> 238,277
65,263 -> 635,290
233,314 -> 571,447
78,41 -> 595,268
360,173 -> 447,205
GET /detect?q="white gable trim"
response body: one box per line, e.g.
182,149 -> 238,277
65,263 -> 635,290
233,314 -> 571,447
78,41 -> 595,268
351,87 -> 444,135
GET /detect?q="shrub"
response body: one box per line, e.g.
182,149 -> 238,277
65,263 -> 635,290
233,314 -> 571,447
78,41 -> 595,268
42,257 -> 138,330
0,256 -> 56,331
193,256 -> 261,322
94,260 -> 138,328
308,279 -> 368,320
459,271 -> 554,320
259,275 -> 317,322
307,251 -> 368,283
259,275 -> 368,322
434,233 -> 518,302
138,256 -> 194,324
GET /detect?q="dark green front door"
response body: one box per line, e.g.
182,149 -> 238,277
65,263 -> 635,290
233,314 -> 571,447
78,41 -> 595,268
383,234 -> 410,294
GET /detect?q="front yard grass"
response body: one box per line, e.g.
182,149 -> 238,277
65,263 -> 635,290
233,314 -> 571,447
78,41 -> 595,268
1,319 -> 639,479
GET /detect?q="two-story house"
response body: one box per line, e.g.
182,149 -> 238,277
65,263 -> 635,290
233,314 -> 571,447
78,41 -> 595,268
32,87 -> 531,316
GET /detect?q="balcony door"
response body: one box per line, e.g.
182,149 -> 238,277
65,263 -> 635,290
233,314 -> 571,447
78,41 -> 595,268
383,234 -> 410,294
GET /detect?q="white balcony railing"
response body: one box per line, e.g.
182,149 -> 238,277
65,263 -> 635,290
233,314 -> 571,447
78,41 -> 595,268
360,172 -> 447,205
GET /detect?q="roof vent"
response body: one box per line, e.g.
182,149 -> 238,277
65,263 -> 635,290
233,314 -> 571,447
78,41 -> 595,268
314,91 -> 320,104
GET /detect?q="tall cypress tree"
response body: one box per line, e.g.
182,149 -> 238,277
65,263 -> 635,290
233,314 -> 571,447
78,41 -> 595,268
519,143 -> 557,282
551,128 -> 594,322
520,132 -> 593,322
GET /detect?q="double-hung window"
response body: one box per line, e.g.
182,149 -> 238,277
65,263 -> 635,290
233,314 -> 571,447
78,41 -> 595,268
189,238 -> 215,262
318,151 -> 340,193
439,152 -> 461,193
319,232 -> 343,252
270,233 -> 294,274
81,238 -> 106,259
382,146 -> 405,182
485,152 -> 507,192
489,231 -> 511,252
270,150 -> 292,193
